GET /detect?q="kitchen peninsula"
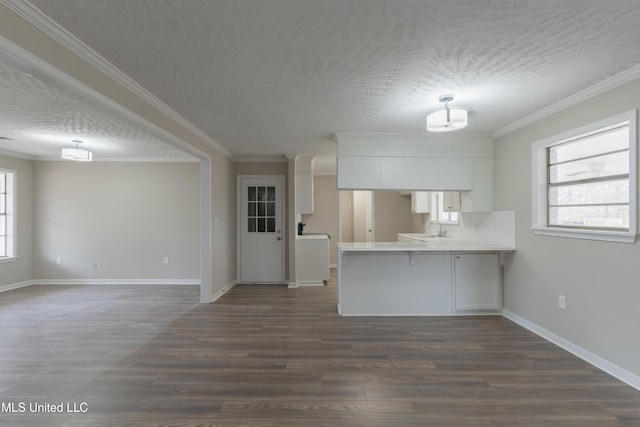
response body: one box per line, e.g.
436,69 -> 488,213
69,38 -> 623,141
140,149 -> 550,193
337,211 -> 516,316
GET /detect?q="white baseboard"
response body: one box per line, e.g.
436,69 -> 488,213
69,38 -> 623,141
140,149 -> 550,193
31,279 -> 201,286
297,280 -> 324,286
0,280 -> 33,293
208,279 -> 237,303
287,281 -> 298,288
502,309 -> 640,391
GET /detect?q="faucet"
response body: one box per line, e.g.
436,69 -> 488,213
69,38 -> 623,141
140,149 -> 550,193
429,220 -> 446,238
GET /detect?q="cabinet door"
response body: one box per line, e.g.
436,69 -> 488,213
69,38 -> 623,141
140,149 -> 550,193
411,191 -> 430,213
443,191 -> 461,211
454,253 -> 501,312
295,172 -> 314,214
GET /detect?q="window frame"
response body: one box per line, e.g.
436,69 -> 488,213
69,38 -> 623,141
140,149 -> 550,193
431,191 -> 459,225
531,110 -> 637,243
0,168 -> 16,262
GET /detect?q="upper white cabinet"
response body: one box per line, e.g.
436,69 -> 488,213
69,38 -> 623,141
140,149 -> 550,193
338,155 -> 472,191
460,158 -> 494,212
411,191 -> 431,213
443,191 -> 461,212
335,134 -> 493,212
295,156 -> 314,214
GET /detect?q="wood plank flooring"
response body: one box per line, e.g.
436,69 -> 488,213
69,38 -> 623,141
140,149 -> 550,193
1,272 -> 639,426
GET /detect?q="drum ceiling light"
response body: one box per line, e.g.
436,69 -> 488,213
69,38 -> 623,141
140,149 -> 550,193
426,95 -> 468,132
61,140 -> 93,161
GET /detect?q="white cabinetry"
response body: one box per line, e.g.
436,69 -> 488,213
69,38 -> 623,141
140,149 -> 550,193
460,158 -> 494,212
411,191 -> 431,213
338,156 -> 472,191
295,156 -> 314,214
443,191 -> 461,211
453,253 -> 501,312
296,235 -> 329,285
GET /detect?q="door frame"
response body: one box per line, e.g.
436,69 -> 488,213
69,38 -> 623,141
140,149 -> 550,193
236,175 -> 286,283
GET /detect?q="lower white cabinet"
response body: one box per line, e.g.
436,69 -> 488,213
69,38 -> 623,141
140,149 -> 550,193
296,236 -> 329,285
453,252 -> 501,312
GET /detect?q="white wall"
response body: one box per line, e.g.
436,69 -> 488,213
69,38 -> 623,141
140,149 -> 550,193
211,151 -> 237,291
0,154 -> 33,288
33,161 -> 200,281
494,77 -> 640,379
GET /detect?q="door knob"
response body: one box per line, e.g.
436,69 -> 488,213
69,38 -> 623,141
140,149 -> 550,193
277,237 -> 282,241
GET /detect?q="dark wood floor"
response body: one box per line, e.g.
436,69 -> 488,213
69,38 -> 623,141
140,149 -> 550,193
1,273 -> 639,426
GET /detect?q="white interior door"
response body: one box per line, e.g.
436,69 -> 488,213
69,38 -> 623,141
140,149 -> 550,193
365,190 -> 374,242
239,176 -> 285,283
353,191 -> 374,242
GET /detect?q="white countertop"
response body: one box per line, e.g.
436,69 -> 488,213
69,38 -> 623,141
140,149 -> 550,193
296,233 -> 329,240
338,240 -> 516,252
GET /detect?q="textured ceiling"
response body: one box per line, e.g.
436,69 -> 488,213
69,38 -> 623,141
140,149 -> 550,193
3,0 -> 640,163
0,48 -> 195,160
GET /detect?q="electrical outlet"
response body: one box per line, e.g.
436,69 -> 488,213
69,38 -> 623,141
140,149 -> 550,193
163,256 -> 169,265
55,257 -> 62,265
558,294 -> 566,310
90,261 -> 98,270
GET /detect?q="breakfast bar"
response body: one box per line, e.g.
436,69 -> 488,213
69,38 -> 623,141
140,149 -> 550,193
337,240 -> 516,316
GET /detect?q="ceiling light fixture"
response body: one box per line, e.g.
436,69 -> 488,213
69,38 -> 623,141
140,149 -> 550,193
426,95 -> 468,132
61,140 -> 92,161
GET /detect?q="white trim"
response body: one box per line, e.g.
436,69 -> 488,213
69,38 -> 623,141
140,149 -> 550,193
329,263 -> 338,269
0,280 -> 32,293
297,281 -> 324,286
287,281 -> 299,289
0,0 -> 232,159
531,227 -> 637,243
199,157 -> 212,303
502,309 -> 640,391
31,279 -> 200,286
0,148 -> 33,160
33,156 -> 199,163
207,279 -> 237,303
495,62 -> 640,138
234,156 -> 288,163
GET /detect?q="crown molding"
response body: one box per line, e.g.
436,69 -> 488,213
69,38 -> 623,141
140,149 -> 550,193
494,63 -> 640,138
334,131 -> 493,142
0,147 -> 33,160
0,0 -> 233,159
234,155 -> 288,163
32,156 -> 199,163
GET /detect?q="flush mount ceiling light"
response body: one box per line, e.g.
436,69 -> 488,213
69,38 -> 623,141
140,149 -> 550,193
61,140 -> 93,161
426,95 -> 468,132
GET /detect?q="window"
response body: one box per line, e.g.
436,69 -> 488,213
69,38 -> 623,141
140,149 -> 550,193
247,185 -> 276,233
0,169 -> 16,259
532,111 -> 637,243
432,191 -> 459,225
